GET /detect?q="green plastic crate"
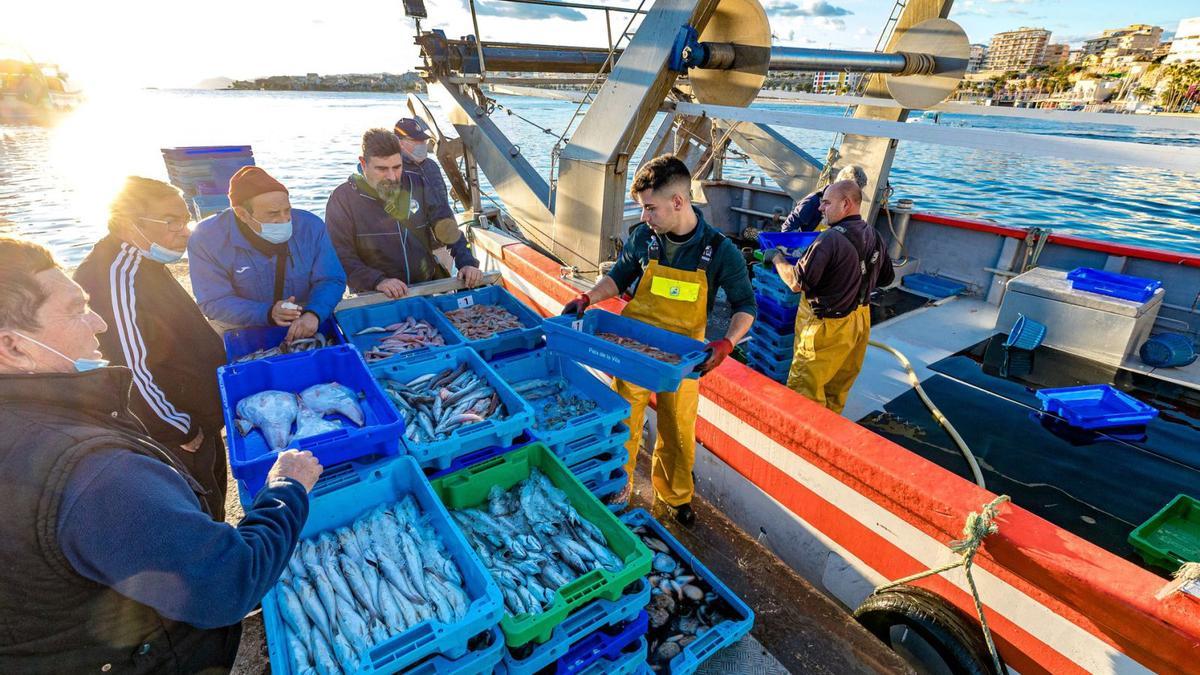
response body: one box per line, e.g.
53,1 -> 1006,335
429,442 -> 652,648
1128,494 -> 1200,573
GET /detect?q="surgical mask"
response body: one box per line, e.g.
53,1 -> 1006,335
14,331 -> 109,372
133,223 -> 185,264
404,144 -> 429,162
257,219 -> 294,244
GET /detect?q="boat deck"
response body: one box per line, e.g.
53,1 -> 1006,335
849,294 -> 1200,573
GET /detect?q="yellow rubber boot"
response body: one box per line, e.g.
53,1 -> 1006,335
650,377 -> 699,506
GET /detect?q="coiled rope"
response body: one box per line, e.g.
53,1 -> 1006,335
874,494 -> 1011,674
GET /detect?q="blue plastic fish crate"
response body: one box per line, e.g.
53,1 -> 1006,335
218,345 -> 403,495
261,456 -> 505,675
751,262 -> 791,290
335,296 -> 465,365
1035,384 -> 1160,430
901,273 -> 966,299
554,424 -> 630,468
583,468 -> 628,505
498,579 -> 649,675
492,348 -> 632,449
621,509 -> 754,674
190,194 -> 230,219
544,310 -> 708,393
162,145 -> 253,161
425,431 -> 537,480
743,338 -> 792,369
747,324 -> 794,357
406,626 -> 505,675
757,231 -> 820,263
572,452 -> 628,489
371,347 -> 535,470
222,317 -> 344,365
576,636 -> 648,675
754,293 -> 799,332
1067,267 -> 1162,304
745,352 -> 791,383
426,285 -> 546,361
557,610 -> 648,675
751,276 -> 801,307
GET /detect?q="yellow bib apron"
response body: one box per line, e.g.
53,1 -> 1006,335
613,234 -> 713,507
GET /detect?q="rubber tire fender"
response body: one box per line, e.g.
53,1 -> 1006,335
853,584 -> 1005,675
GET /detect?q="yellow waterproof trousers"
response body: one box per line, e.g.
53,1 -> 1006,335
615,377 -> 699,507
786,303 -> 871,414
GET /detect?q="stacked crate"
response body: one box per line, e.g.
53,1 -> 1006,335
746,264 -> 799,383
161,145 -> 254,220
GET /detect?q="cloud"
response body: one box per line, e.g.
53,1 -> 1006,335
954,0 -> 991,17
470,0 -> 586,22
1009,8 -> 1028,15
766,1 -> 852,18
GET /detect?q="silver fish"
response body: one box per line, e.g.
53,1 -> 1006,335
307,565 -> 342,633
375,579 -> 409,633
397,529 -> 428,597
278,582 -> 311,638
336,527 -> 364,560
286,629 -> 313,672
330,624 -> 360,673
308,624 -> 342,675
296,577 -> 333,644
334,595 -> 370,651
339,554 -> 377,618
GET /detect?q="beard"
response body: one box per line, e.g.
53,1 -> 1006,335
375,179 -> 404,200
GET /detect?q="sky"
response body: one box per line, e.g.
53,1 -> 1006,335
2,0 -> 1197,89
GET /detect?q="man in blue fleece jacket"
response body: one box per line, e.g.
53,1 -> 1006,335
189,166 -> 346,337
0,236 -> 322,672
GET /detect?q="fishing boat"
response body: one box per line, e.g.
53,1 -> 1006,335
379,0 -> 1200,672
0,44 -> 82,125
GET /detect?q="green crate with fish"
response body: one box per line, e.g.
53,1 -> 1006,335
334,295 -> 465,364
426,285 -> 546,361
261,455 -> 505,674
218,344 -> 404,496
430,442 -> 653,647
371,346 -> 535,470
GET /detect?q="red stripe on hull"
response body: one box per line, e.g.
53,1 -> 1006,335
497,239 -> 1200,674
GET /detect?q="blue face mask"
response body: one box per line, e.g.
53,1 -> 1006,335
133,223 -> 185,264
14,332 -> 109,372
258,219 -> 293,244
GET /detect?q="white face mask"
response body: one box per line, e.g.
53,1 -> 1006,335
404,143 -> 429,163
133,220 -> 185,264
14,331 -> 108,372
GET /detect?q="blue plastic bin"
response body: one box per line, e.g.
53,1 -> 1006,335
162,145 -> 253,161
425,431 -> 536,480
260,456 -> 505,675
499,579 -> 649,675
1067,267 -> 1162,303
748,324 -> 794,356
222,318 -> 343,364
406,626 -> 505,675
1003,313 -> 1046,351
218,345 -> 403,494
583,468 -> 628,503
371,347 -> 534,470
426,285 -> 545,360
1140,333 -> 1198,368
753,293 -> 799,333
335,296 -> 464,364
571,451 -> 628,488
554,425 -> 630,467
757,231 -> 820,263
190,194 -> 230,218
543,310 -> 708,393
557,611 -> 648,675
752,276 -> 801,307
901,273 -> 966,298
491,348 -> 631,449
1036,385 -> 1160,430
576,636 -> 647,675
621,509 -> 754,674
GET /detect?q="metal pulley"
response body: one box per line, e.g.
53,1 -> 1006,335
671,0 -> 969,109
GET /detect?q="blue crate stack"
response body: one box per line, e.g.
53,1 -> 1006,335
161,145 -> 255,220
747,264 -> 798,384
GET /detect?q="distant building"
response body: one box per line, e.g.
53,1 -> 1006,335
1152,41 -> 1173,61
1082,24 -> 1163,66
967,44 -> 988,73
812,71 -> 861,94
1042,43 -> 1069,66
1071,78 -> 1121,103
1166,17 -> 1200,63
984,27 -> 1051,71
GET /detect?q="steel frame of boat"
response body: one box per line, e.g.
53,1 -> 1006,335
399,0 -> 1200,671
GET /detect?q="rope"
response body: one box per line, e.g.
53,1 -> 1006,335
1155,561 -> 1200,600
491,99 -> 558,136
874,495 -> 1010,675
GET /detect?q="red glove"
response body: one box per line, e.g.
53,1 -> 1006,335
561,293 -> 591,317
697,338 -> 734,375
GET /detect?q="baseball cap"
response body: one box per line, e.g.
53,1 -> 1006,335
394,118 -> 431,141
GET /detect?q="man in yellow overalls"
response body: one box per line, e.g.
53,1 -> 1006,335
561,156 -> 756,526
766,180 -> 895,414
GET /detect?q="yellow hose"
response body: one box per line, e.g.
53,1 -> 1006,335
868,340 -> 987,489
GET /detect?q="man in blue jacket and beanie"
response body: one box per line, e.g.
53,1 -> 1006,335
189,166 -> 346,339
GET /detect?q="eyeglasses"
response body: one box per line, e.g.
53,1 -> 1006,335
139,215 -> 192,232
